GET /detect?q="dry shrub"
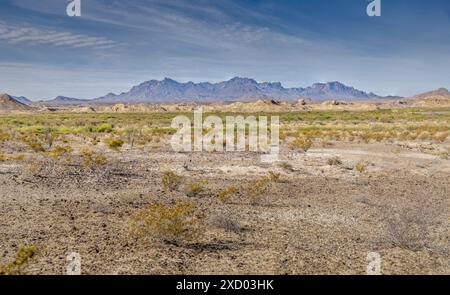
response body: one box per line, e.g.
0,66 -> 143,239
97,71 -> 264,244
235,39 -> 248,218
22,136 -> 45,153
289,136 -> 313,152
0,130 -> 11,142
321,138 -> 332,147
26,160 -> 45,176
185,181 -> 207,198
268,171 -> 281,182
80,147 -> 107,168
243,178 -> 270,205
217,186 -> 238,204
161,170 -> 182,192
130,200 -> 204,244
103,137 -> 125,151
0,153 -> 24,162
209,212 -> 245,233
49,145 -> 73,159
355,160 -> 369,173
434,132 -> 449,143
0,246 -> 36,275
327,156 -> 342,166
277,161 -> 294,172
384,206 -> 436,251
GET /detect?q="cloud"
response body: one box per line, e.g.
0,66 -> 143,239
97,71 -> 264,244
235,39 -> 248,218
0,21 -> 119,50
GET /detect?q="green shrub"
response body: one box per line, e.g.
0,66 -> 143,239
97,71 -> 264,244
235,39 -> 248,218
104,137 -> 125,151
130,200 -> 204,244
0,246 -> 36,275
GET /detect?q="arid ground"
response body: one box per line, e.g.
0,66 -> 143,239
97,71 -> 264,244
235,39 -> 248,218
0,106 -> 449,274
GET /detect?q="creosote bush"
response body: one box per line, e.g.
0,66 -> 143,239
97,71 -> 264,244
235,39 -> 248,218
289,136 -> 313,152
0,246 -> 36,275
80,147 -> 107,168
217,186 -> 238,204
103,137 -> 125,151
130,200 -> 205,244
161,170 -> 182,192
243,178 -> 270,205
185,181 -> 207,198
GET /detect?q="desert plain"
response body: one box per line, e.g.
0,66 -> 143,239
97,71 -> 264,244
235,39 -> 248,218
0,95 -> 449,275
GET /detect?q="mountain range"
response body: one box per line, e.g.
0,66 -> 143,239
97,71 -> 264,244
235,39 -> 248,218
93,77 -> 390,103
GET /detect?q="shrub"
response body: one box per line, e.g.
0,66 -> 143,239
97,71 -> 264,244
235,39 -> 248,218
95,123 -> 114,133
355,160 -> 369,173
327,156 -> 342,166
161,170 -> 182,192
0,246 -> 36,275
277,161 -> 294,172
185,181 -> 206,198
0,130 -> 11,142
321,138 -> 332,147
243,178 -> 269,205
26,160 -> 45,176
289,136 -> 313,152
22,136 -> 45,153
80,147 -> 107,168
103,137 -> 125,151
384,207 -> 434,251
209,212 -> 245,233
217,186 -> 238,204
268,171 -> 281,182
130,200 -> 204,244
49,145 -> 73,159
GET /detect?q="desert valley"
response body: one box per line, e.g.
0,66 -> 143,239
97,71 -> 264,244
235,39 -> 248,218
0,78 -> 449,274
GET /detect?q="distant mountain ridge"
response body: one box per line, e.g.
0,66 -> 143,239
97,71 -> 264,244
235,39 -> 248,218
12,96 -> 31,104
40,96 -> 89,105
94,77 -> 386,102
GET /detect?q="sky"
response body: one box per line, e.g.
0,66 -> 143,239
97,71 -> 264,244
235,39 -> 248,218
0,0 -> 450,100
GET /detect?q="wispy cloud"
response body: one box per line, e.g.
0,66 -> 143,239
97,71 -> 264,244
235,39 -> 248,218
0,21 -> 119,50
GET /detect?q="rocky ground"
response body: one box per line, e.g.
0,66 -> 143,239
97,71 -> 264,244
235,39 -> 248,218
1,140 -> 449,274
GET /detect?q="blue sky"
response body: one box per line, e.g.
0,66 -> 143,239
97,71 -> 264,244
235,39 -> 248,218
1,0 -> 450,100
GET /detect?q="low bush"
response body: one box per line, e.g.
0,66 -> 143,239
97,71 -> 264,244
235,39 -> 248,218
161,170 -> 182,192
217,186 -> 238,204
130,200 -> 204,244
80,147 -> 107,168
0,246 -> 36,275
103,137 -> 125,151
